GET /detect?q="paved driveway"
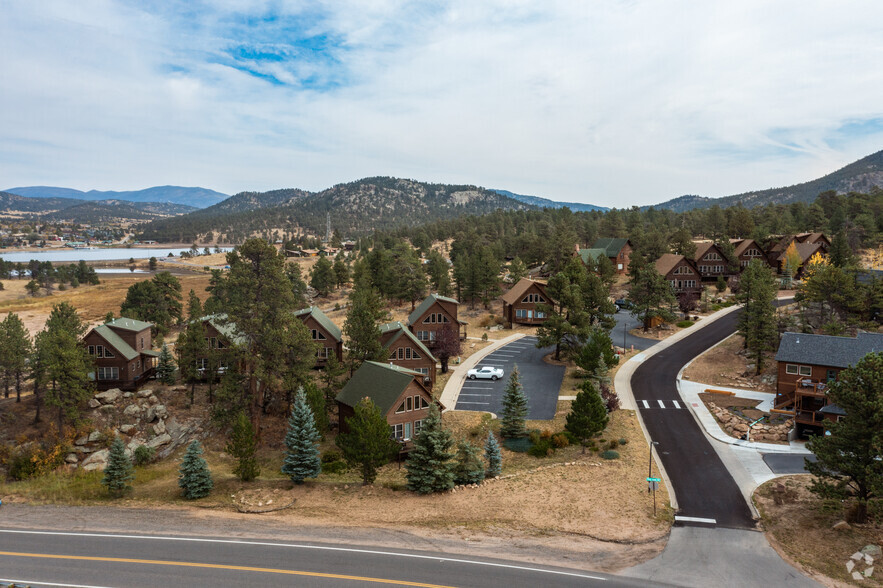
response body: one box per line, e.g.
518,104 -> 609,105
763,453 -> 816,474
612,310 -> 658,351
454,336 -> 565,419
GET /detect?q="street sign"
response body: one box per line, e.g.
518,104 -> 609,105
646,477 -> 661,482
648,481 -> 659,492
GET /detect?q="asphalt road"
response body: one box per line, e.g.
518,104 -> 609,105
763,453 -> 817,474
631,310 -> 758,529
0,528 -> 660,588
612,311 -> 658,351
454,336 -> 564,419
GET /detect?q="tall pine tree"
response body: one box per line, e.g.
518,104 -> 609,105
406,404 -> 455,494
102,437 -> 134,497
226,411 -> 260,482
281,388 -> 321,484
0,312 -> 32,402
336,397 -> 399,485
500,365 -> 529,438
737,259 -> 778,375
178,440 -> 213,499
565,380 -> 609,452
156,343 -> 176,385
343,280 -> 388,375
484,431 -> 502,478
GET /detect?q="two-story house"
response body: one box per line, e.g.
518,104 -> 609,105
691,242 -> 728,281
379,321 -> 438,388
655,254 -> 701,293
83,317 -> 159,390
407,294 -> 467,346
295,306 -> 344,367
501,278 -> 552,326
730,238 -> 769,270
591,238 -> 633,274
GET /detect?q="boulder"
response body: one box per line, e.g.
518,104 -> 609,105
75,436 -> 88,446
81,449 -> 110,471
123,404 -> 142,417
137,389 -> 153,398
153,420 -> 166,436
65,453 -> 79,464
146,405 -> 167,422
88,398 -> 101,409
148,395 -> 159,405
146,433 -> 172,449
862,545 -> 882,558
98,405 -> 115,413
88,430 -> 103,443
94,389 -> 122,404
123,392 -> 134,398
119,424 -> 136,436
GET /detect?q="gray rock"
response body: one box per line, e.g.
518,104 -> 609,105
148,395 -> 159,405
123,404 -> 142,417
88,398 -> 101,409
98,404 -> 116,413
153,420 -> 166,436
155,405 -> 167,419
863,545 -> 882,558
832,520 -> 850,531
852,571 -> 864,581
119,424 -> 136,435
137,389 -> 153,398
88,430 -> 102,443
65,453 -> 79,464
127,439 -> 142,453
94,389 -> 122,404
81,449 -> 110,470
146,404 -> 167,422
146,433 -> 172,448
123,392 -> 134,398
75,436 -> 88,446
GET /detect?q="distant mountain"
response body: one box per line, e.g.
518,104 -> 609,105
652,150 -> 883,212
5,185 -> 228,209
0,191 -> 83,213
139,177 -> 535,243
0,191 -> 198,221
492,189 -> 608,212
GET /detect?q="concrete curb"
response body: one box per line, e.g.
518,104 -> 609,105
439,333 -> 526,412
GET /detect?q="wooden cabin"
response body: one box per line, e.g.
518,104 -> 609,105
692,242 -> 728,281
501,278 -> 551,326
407,294 -> 467,346
591,238 -> 633,274
83,317 -> 159,391
295,306 -> 344,367
654,254 -> 701,293
379,321 -> 438,388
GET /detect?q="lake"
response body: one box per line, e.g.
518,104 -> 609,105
0,247 -> 231,264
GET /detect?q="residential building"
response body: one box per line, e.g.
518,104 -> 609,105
654,253 -> 701,293
295,306 -> 344,367
379,321 -> 438,387
501,278 -> 552,326
730,238 -> 769,269
591,238 -> 633,274
195,315 -> 242,378
336,361 -> 441,448
691,242 -> 728,281
83,317 -> 159,391
774,331 -> 883,435
769,241 -> 825,277
407,293 -> 467,346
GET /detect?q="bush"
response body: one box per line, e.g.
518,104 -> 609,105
321,460 -> 347,475
481,332 -> 488,341
607,439 -> 619,450
502,437 -> 532,453
334,302 -> 341,311
133,445 -> 155,466
618,438 -> 628,446
676,320 -> 694,328
599,384 -> 620,412
551,434 -> 570,448
601,450 -> 620,460
8,451 -> 40,480
527,439 -> 554,458
540,429 -> 552,440
561,430 -> 578,444
321,451 -> 342,464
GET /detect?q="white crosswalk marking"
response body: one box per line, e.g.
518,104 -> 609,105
673,400 -> 681,409
658,399 -> 665,409
641,400 -> 650,409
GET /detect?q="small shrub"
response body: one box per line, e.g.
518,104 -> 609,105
561,430 -> 578,444
527,439 -> 554,458
601,450 -> 620,460
586,441 -> 598,452
528,430 -> 541,444
551,434 -> 570,448
540,429 -> 552,440
599,384 -> 620,412
618,438 -> 628,446
607,439 -> 619,450
133,445 -> 155,466
321,451 -> 342,464
321,460 -> 347,475
502,437 -> 532,453
676,320 -> 694,328
481,332 -> 488,341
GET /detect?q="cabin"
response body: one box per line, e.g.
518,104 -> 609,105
83,317 -> 159,391
295,306 -> 344,367
691,242 -> 728,281
194,315 -> 243,378
379,321 -> 438,387
795,232 -> 831,250
730,238 -> 769,270
336,361 -> 442,448
407,294 -> 467,346
774,331 -> 883,436
655,254 -> 701,293
591,238 -> 633,274
575,247 -> 607,270
769,242 -> 825,277
501,278 -> 552,326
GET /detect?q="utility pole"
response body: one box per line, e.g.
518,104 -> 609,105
325,212 -> 331,244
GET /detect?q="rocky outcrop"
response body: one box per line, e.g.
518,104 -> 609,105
707,401 -> 793,443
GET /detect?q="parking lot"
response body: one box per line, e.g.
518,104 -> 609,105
454,336 -> 565,420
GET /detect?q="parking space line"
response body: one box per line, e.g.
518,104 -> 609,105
641,400 -> 650,409
462,387 -> 494,390
457,402 -> 490,405
657,400 -> 665,409
459,394 -> 491,397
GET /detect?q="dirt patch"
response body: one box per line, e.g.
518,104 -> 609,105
755,476 -> 883,586
684,333 -> 777,393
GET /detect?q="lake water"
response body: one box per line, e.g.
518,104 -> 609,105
0,247 -> 231,264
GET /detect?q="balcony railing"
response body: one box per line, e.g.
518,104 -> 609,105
795,377 -> 828,396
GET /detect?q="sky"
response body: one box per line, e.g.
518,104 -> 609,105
2,1 -> 883,208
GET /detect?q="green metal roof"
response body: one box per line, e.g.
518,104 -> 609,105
106,317 -> 153,332
592,238 -> 630,257
93,325 -> 139,361
336,361 -> 422,414
577,248 -> 606,265
294,306 -> 342,341
408,294 -> 459,326
381,323 -> 437,363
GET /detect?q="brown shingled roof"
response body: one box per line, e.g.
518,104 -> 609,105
501,278 -> 548,306
692,241 -> 716,261
655,253 -> 687,276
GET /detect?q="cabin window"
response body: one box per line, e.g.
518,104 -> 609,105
395,401 -> 406,414
414,367 -> 429,375
826,370 -> 837,382
521,294 -> 545,303
97,367 -> 119,380
88,345 -> 95,355
417,396 -> 430,409
798,365 -> 812,377
536,311 -> 546,319
140,337 -> 144,350
414,419 -> 423,436
411,348 -> 421,360
391,423 -> 403,440
785,364 -> 798,375
311,329 -> 327,340
403,422 -> 411,441
515,309 -> 527,318
406,397 -> 412,411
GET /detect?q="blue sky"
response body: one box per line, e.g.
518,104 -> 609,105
2,0 -> 883,207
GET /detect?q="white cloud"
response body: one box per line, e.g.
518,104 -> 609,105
1,0 -> 882,206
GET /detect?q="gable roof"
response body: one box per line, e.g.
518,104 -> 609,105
577,248 -> 607,265
202,314 -> 247,346
772,241 -> 823,263
106,317 -> 153,332
775,331 -> 883,369
731,238 -> 762,257
408,293 -> 459,325
796,232 -> 828,244
294,306 -> 342,341
335,361 -> 423,414
692,241 -> 720,261
91,325 -> 139,361
655,253 -> 694,276
592,238 -> 631,257
501,278 -> 548,306
379,322 -> 438,362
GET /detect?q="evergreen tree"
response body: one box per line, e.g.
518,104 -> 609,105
453,440 -> 485,485
40,303 -> 93,431
736,259 -> 778,375
484,431 -> 502,478
156,343 -> 176,385
805,353 -> 883,524
178,440 -> 213,499
102,437 -> 134,497
506,257 -> 527,284
176,291 -> 208,406
120,272 -> 183,336
336,397 -> 399,485
406,404 -> 455,494
627,256 -> 677,331
829,229 -> 856,268
0,312 -> 32,402
670,227 -> 696,258
426,250 -> 452,297
332,252 -> 350,288
566,380 -> 609,452
303,380 -> 330,437
343,281 -> 388,374
500,365 -> 529,438
226,410 -> 260,482
281,388 -> 321,484
310,256 -> 335,296
285,263 -> 309,309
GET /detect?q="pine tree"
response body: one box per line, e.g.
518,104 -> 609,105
226,411 -> 260,482
343,282 -> 388,374
333,252 -> 350,288
406,404 -> 455,494
178,440 -> 213,499
566,380 -> 609,452
310,256 -> 335,296
303,380 -> 329,437
507,257 -> 527,284
829,229 -> 856,268
484,431 -> 502,478
737,259 -> 778,375
453,440 -> 485,485
281,388 -> 321,484
40,303 -> 93,431
102,437 -> 134,497
0,312 -> 32,402
500,365 -> 529,438
336,397 -> 399,485
156,344 -> 176,385
176,291 -> 207,406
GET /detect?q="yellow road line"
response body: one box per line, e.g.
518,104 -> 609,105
0,551 -> 456,587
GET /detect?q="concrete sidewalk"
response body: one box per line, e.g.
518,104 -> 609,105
439,333 -> 525,413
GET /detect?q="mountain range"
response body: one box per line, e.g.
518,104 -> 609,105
0,191 -> 197,222
491,189 -> 608,212
4,185 -> 228,209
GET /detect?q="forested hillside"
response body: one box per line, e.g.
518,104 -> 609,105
5,185 -> 228,208
654,150 -> 883,212
138,177 -> 534,243
491,189 -> 608,212
41,200 -> 197,223
0,191 -> 83,213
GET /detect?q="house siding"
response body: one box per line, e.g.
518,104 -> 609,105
84,331 -> 152,391
409,300 -> 460,347
503,282 -> 551,326
300,315 -> 344,367
664,260 -> 701,293
612,242 -> 632,275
